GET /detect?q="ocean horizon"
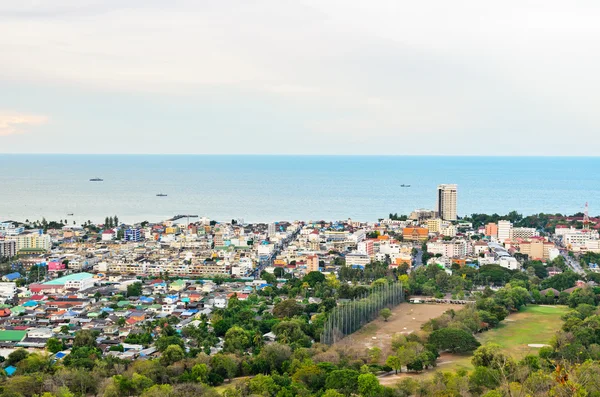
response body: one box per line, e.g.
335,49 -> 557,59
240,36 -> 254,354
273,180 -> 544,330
1,154 -> 599,224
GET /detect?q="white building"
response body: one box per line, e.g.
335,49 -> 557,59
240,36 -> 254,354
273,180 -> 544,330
345,253 -> 371,267
564,231 -> 599,248
426,239 -> 468,258
101,230 -> 116,241
548,248 -> 561,261
0,282 -> 16,301
437,184 -> 458,221
499,257 -> 520,270
0,223 -> 24,236
497,220 -> 513,242
440,224 -> 457,237
512,227 -> 538,239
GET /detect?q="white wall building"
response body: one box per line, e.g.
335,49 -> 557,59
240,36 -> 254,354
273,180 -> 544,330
512,227 -> 539,239
437,184 -> 458,221
499,257 -> 520,270
0,282 -> 16,300
345,253 -> 371,267
564,231 -> 600,248
497,221 -> 513,242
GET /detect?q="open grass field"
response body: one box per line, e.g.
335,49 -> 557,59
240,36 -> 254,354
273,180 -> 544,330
477,305 -> 568,358
334,302 -> 463,358
379,305 -> 568,385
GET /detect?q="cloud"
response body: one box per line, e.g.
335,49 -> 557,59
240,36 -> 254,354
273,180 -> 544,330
0,111 -> 48,136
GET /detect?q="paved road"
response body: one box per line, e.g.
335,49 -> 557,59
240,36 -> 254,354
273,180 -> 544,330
413,247 -> 423,268
563,252 -> 585,275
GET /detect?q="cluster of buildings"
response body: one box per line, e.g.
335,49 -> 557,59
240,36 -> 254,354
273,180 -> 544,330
0,270 -> 286,360
0,182 -> 598,363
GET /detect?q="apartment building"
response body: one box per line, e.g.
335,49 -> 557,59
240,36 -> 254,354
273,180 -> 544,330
512,227 -> 538,239
7,232 -> 51,252
0,240 -> 16,258
497,220 -> 512,242
485,223 -> 498,238
437,184 -> 458,221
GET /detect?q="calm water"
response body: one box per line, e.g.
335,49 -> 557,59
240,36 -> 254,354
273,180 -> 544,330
0,155 -> 598,224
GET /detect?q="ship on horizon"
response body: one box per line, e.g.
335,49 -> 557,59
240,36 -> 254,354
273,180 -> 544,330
156,193 -> 168,197
89,177 -> 103,182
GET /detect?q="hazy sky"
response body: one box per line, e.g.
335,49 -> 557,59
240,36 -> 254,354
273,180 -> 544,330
1,1 -> 600,155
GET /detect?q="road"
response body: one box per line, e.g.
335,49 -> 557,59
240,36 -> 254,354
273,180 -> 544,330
412,246 -> 423,268
563,252 -> 585,275
551,236 -> 585,275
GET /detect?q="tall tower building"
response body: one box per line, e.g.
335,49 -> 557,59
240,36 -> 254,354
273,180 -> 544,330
497,220 -> 513,242
437,184 -> 458,221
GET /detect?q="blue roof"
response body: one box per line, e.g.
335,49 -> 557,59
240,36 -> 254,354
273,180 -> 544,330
5,366 -> 16,376
23,301 -> 37,307
139,297 -> 154,303
3,272 -> 21,281
54,352 -> 67,359
101,307 -> 114,312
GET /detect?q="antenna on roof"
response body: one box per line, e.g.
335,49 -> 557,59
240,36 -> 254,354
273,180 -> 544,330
583,202 -> 590,231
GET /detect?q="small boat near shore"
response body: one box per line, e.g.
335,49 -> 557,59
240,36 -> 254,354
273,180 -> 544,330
89,177 -> 103,182
156,193 -> 168,197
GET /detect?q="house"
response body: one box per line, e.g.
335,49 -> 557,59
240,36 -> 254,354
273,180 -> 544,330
547,267 -> 563,277
2,272 -> 21,282
213,295 -> 227,309
101,230 -> 116,241
539,288 -> 560,298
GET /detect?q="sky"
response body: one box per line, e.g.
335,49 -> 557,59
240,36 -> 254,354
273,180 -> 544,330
1,0 -> 600,155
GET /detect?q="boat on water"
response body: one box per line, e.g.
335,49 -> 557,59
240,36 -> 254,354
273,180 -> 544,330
89,177 -> 103,182
156,193 -> 168,197
67,213 -> 74,216
400,184 -> 411,187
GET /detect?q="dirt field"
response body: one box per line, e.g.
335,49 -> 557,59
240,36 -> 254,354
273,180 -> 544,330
333,302 -> 462,358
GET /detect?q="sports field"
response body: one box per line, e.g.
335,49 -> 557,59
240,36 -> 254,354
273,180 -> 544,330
334,302 -> 463,358
379,305 -> 568,385
477,305 -> 567,358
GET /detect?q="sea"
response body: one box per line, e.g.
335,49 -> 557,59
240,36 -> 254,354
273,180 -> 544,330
0,155 -> 598,225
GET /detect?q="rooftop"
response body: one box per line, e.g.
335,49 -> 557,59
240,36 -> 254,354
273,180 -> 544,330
0,330 -> 27,342
44,272 -> 95,285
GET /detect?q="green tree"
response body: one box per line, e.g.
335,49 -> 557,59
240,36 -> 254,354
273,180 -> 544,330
304,271 -> 326,287
380,308 -> 392,322
324,369 -> 360,396
224,326 -> 251,352
273,299 -> 304,318
159,345 -> 184,366
211,353 -> 239,381
386,355 -> 402,374
73,330 -> 97,348
46,338 -> 65,354
261,272 -> 277,284
249,374 -> 279,396
429,328 -> 480,353
357,373 -> 383,397
7,348 -> 29,366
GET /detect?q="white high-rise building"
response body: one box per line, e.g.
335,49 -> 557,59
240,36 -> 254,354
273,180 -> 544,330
437,184 -> 457,221
268,223 -> 276,236
497,220 -> 513,242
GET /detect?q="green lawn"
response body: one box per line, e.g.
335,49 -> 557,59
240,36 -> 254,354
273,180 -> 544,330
477,305 -> 568,359
433,305 -> 567,375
